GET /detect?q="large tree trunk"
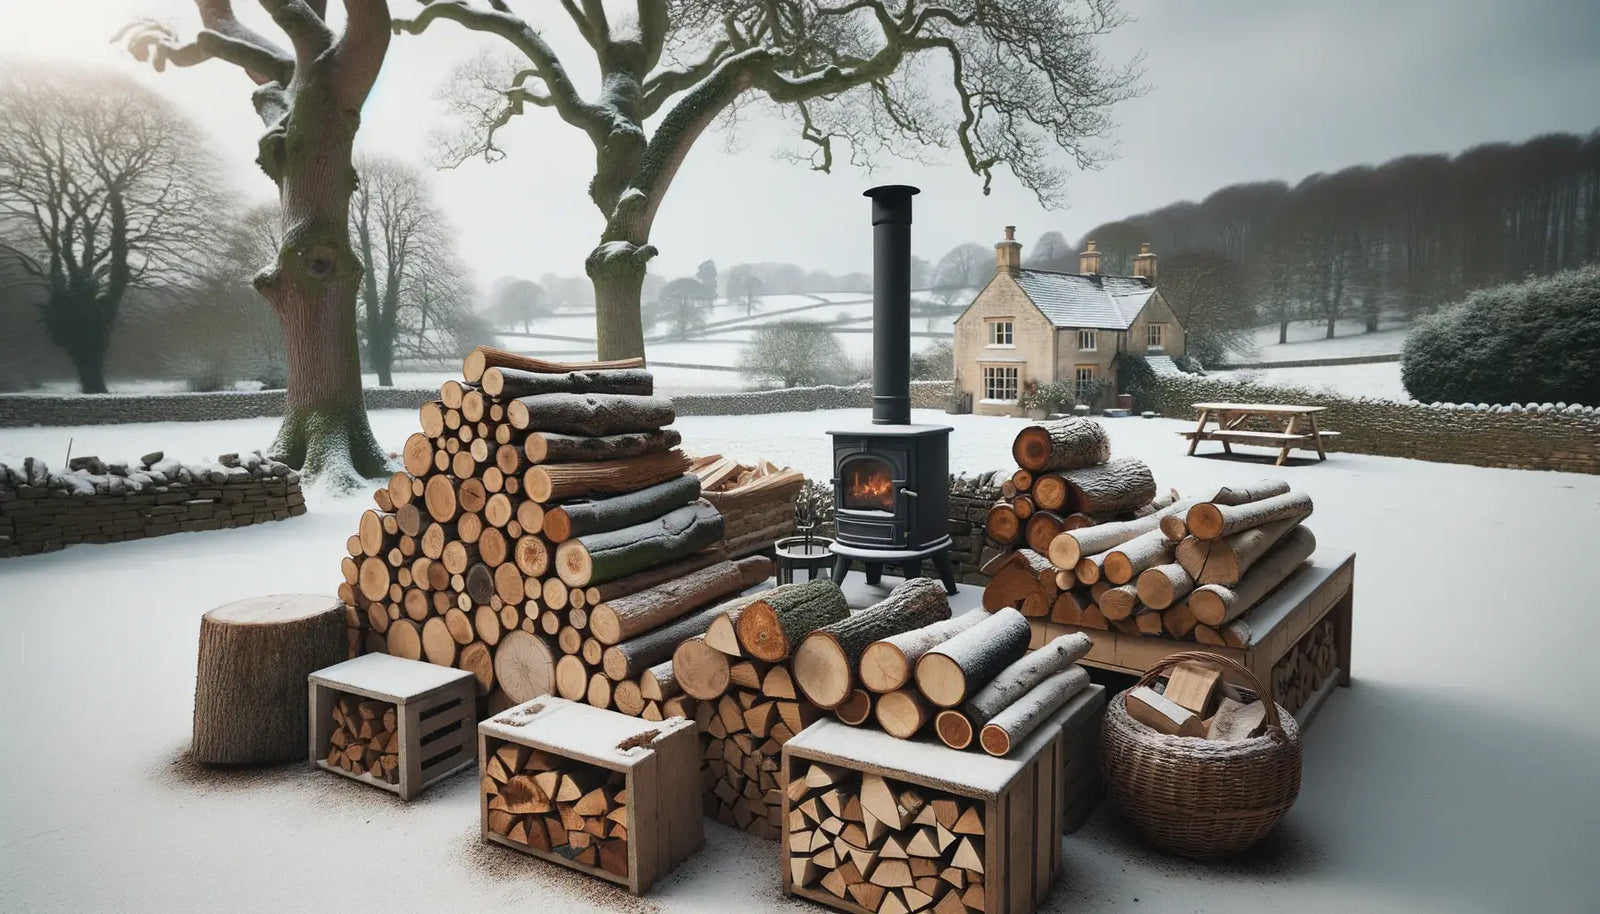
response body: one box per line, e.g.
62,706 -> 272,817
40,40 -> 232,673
257,64 -> 388,489
588,243 -> 652,361
70,341 -> 110,395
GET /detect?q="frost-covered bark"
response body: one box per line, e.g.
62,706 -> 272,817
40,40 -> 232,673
121,0 -> 394,489
394,0 -> 1142,360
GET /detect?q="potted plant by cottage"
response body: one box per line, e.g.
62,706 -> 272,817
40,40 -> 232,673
1019,378 -> 1079,419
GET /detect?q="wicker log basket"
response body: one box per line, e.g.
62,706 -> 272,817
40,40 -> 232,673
1100,651 -> 1302,860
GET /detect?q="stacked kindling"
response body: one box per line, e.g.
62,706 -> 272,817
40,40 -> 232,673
482,738 -> 632,877
673,577 -> 850,837
324,695 -> 399,783
336,346 -> 775,721
1124,659 -> 1273,741
787,763 -> 989,914
981,418 -> 1183,642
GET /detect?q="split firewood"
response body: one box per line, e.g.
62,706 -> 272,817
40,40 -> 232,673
792,578 -> 951,709
1010,418 -> 1111,472
735,579 -> 851,663
914,608 -> 1031,708
1124,685 -> 1206,737
1161,661 -> 1223,716
1184,490 -> 1314,541
857,611 -> 988,694
1189,526 -> 1317,626
1175,513 -> 1311,586
935,632 -> 1090,750
1205,697 -> 1269,741
324,695 -> 400,783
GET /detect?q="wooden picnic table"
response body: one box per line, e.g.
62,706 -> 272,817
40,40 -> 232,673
1179,401 -> 1340,466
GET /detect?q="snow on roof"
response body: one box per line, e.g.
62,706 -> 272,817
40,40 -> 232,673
1145,355 -> 1183,376
1013,269 -> 1155,330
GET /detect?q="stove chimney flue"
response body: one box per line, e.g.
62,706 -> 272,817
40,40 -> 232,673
864,184 -> 919,425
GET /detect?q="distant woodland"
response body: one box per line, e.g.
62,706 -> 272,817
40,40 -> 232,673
1020,131 -> 1600,354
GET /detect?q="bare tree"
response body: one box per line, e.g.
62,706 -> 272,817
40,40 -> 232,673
492,277 -> 546,330
352,156 -> 466,385
395,0 -> 1143,360
0,64 -> 223,393
120,0 -> 394,488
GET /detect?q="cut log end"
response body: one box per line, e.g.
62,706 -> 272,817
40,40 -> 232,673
934,710 -> 974,750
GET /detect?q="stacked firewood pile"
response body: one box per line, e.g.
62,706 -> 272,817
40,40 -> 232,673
1271,616 -> 1337,711
482,738 -> 631,876
982,419 -> 1319,647
668,578 -> 851,837
337,347 -> 784,716
778,577 -> 1093,758
788,763 -> 989,914
324,695 -> 399,783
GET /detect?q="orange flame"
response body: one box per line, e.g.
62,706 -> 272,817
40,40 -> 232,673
847,465 -> 894,508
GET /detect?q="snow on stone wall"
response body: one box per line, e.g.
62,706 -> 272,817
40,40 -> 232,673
1137,372 -> 1600,474
0,451 -> 305,557
0,381 -> 958,426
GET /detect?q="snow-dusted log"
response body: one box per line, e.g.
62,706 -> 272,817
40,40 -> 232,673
792,578 -> 950,709
1012,418 -> 1111,472
858,611 -> 989,694
936,633 -> 1090,749
1176,514 -> 1311,586
480,367 -> 653,399
1209,478 -> 1290,506
978,666 -> 1091,756
915,608 -> 1031,707
1185,491 -> 1314,541
1189,526 -> 1318,626
1059,456 -> 1157,514
1102,527 -> 1176,585
1048,498 -> 1198,568
1136,563 -> 1194,610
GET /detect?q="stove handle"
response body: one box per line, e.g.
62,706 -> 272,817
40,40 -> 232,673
900,488 -> 918,500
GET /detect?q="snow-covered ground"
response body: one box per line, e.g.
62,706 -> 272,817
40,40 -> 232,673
3,409 -> 1596,913
1222,319 -> 1411,364
1208,361 -> 1416,402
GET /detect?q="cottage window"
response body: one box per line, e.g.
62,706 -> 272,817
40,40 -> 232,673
987,320 -> 1014,346
1074,365 -> 1097,398
1146,323 -> 1166,351
1078,329 -> 1097,351
983,366 -> 1019,402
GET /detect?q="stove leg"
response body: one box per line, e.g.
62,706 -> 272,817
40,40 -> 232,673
931,551 -> 958,595
830,555 -> 851,587
901,559 -> 920,581
865,563 -> 882,586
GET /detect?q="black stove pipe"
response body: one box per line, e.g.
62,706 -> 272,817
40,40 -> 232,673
864,184 -> 919,425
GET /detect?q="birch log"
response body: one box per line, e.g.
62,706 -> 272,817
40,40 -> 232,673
1185,491 -> 1314,541
978,667 -> 1092,756
935,633 -> 1090,749
1102,527 -> 1176,585
1189,526 -> 1318,626
1047,498 -> 1198,568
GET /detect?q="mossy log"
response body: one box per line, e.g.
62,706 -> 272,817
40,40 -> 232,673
734,578 -> 851,662
553,500 -> 725,587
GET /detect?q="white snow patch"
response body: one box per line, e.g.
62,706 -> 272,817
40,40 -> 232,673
1209,361 -> 1416,402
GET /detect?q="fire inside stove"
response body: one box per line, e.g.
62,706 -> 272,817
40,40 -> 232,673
842,457 -> 895,512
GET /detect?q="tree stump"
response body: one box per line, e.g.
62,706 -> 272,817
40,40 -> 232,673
192,595 -> 346,766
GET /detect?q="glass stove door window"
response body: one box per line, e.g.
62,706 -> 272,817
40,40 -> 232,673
983,366 -> 1018,401
841,457 -> 895,512
988,321 -> 1014,346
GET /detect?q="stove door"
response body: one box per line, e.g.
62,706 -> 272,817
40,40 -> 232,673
839,454 -> 897,513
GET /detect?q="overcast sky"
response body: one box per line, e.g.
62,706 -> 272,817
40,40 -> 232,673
3,0 -> 1598,288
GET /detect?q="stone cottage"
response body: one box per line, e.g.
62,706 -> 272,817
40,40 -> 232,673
952,230 -> 1186,416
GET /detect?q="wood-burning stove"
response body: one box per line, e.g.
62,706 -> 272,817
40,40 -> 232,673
827,185 -> 957,594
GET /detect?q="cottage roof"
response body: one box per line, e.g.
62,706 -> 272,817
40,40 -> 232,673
1011,269 -> 1155,330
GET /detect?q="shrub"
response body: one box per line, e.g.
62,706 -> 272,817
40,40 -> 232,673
1401,266 -> 1600,405
737,320 -> 855,388
1018,378 -> 1079,415
911,340 -> 953,380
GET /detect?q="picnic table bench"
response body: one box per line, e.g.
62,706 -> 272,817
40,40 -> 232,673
1179,402 -> 1340,465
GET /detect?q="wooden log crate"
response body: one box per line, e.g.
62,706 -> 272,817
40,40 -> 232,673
782,686 -> 1103,914
1055,684 -> 1106,835
1042,549 -> 1351,729
478,696 -> 702,895
308,652 -> 477,800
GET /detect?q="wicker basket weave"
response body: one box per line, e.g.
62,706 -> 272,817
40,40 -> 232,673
701,471 -> 805,559
1100,651 -> 1302,860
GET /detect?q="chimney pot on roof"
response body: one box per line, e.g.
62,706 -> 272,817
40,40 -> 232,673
1133,241 -> 1157,283
1079,239 -> 1101,275
995,225 -> 1022,276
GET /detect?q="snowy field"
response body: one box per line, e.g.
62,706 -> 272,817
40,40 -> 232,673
1222,319 -> 1411,364
1208,361 -> 1416,402
3,409 -> 1597,913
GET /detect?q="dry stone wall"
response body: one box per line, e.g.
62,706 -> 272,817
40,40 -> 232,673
0,451 -> 305,557
0,381 -> 958,427
1136,372 -> 1600,474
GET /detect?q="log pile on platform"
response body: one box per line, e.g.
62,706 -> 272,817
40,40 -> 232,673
336,347 -> 782,725
985,424 -> 1322,649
